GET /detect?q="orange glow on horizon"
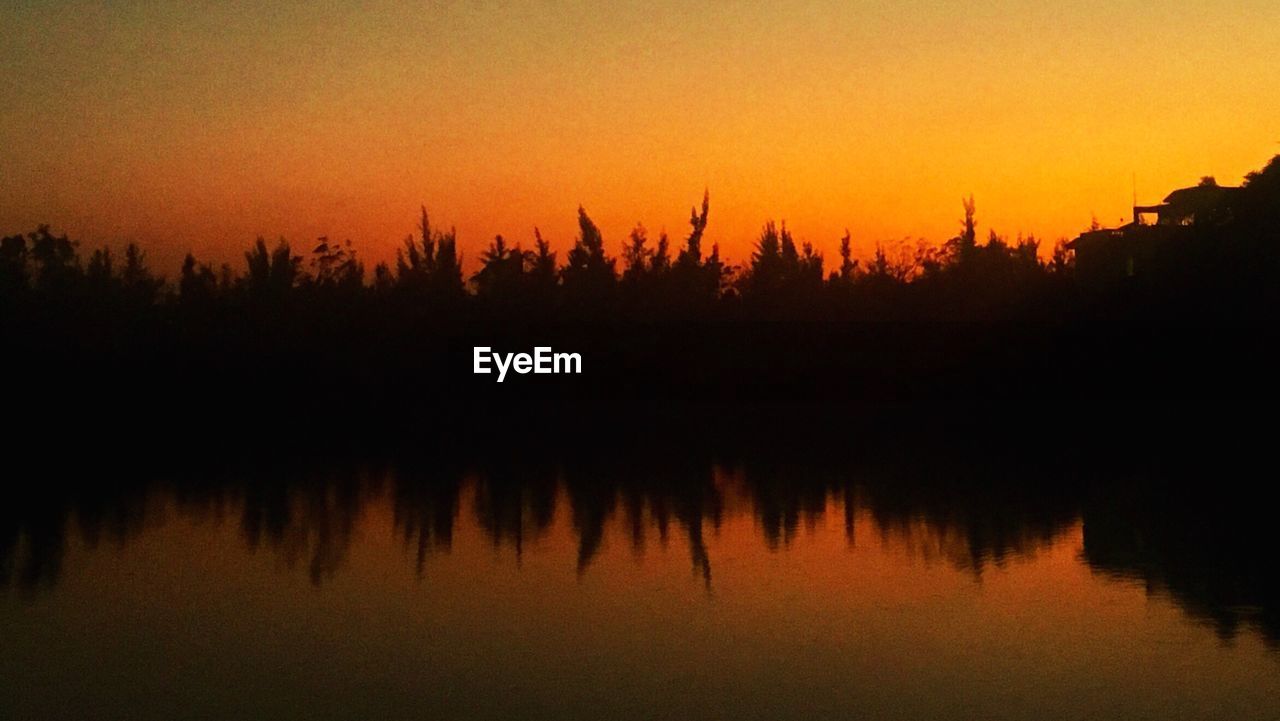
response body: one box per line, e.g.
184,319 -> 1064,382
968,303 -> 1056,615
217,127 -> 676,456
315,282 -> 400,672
3,2 -> 1278,275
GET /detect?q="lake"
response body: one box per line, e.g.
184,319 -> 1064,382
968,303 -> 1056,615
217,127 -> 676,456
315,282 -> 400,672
2,450 -> 1277,720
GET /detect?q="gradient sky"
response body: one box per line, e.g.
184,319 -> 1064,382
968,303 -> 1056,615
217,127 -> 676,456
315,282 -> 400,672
3,1 -> 1278,273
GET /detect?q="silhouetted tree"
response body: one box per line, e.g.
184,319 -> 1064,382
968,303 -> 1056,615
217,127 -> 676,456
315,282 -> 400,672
561,206 -> 617,310
179,254 -> 219,305
527,228 -> 559,304
472,234 -> 534,304
1049,240 -> 1074,274
651,231 -> 671,275
621,223 -> 653,286
85,246 -> 115,292
743,221 -> 784,300
242,237 -> 303,301
944,194 -> 978,266
121,244 -> 164,307
395,207 -> 464,304
837,230 -> 858,282
308,237 -> 364,292
675,190 -> 710,269
669,191 -> 723,309
28,226 -> 80,294
0,233 -> 28,298
740,221 -> 822,312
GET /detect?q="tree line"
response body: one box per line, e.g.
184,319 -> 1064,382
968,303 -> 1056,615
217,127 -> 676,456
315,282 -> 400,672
0,193 -> 1068,323
4,154 -> 1279,329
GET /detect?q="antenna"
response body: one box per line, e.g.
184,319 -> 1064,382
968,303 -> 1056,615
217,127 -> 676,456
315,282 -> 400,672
1132,172 -> 1138,225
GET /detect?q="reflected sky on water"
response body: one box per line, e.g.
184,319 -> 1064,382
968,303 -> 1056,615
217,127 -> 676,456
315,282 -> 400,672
2,461 -> 1278,720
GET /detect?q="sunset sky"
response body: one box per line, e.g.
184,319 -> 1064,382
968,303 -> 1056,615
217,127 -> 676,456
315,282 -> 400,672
3,1 -> 1278,273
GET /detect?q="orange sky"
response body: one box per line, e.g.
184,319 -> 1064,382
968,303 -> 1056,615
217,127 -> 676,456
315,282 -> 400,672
3,1 -> 1278,275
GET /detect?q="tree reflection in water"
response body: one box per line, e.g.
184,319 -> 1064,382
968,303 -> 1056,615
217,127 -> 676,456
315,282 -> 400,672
3,441 -> 1275,648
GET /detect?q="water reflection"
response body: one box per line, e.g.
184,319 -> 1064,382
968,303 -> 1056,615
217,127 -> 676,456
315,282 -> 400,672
3,453 -> 1276,649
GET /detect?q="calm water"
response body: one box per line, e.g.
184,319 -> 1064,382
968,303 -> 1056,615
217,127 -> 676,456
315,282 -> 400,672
2,462 -> 1277,720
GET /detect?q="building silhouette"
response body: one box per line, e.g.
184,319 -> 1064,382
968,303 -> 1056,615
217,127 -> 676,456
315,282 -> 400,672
1068,176 -> 1240,280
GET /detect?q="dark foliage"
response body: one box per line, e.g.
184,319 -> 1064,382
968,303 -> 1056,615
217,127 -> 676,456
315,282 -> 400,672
5,156 -> 1280,411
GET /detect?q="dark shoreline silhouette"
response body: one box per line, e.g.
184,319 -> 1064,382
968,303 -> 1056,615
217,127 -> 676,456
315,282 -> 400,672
5,154 -> 1280,416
